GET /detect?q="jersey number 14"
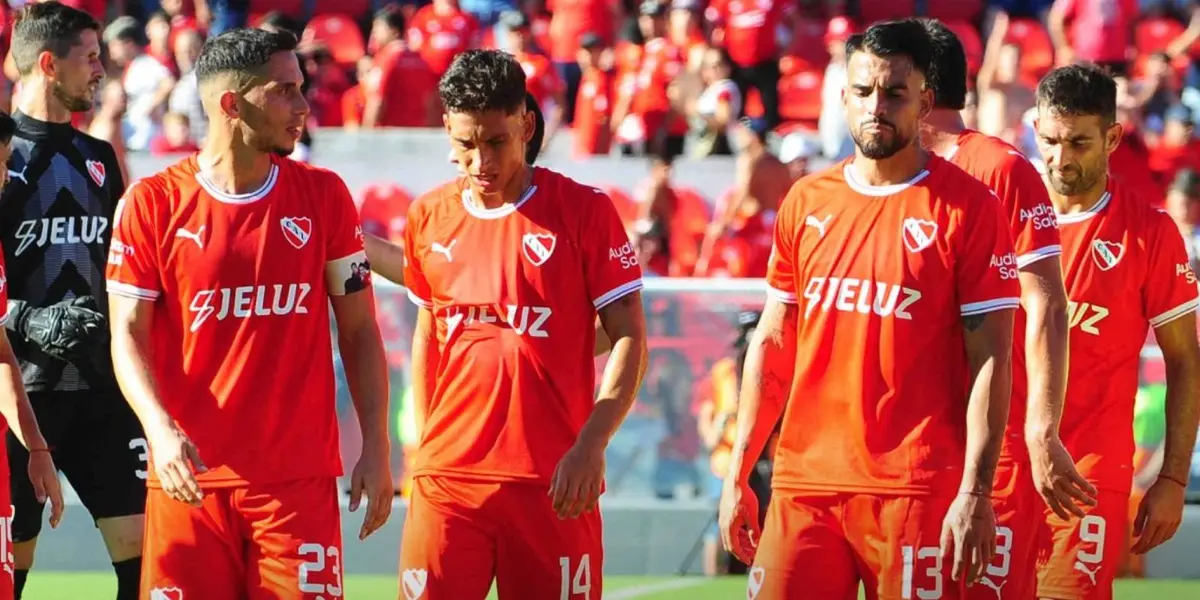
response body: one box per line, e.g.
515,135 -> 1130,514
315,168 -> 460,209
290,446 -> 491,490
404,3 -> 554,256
560,554 -> 592,599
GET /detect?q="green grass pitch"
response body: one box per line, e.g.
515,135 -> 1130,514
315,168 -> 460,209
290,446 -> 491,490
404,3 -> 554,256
22,572 -> 1200,599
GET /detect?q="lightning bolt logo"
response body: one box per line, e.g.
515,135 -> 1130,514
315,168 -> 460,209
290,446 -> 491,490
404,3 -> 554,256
13,221 -> 37,256
189,290 -> 216,332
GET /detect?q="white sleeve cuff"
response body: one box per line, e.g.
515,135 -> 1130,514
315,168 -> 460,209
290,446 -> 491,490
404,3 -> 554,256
406,288 -> 433,309
1150,298 -> 1199,328
593,279 -> 644,310
767,286 -> 798,304
1016,245 -> 1062,269
960,297 -> 1020,316
106,280 -> 160,301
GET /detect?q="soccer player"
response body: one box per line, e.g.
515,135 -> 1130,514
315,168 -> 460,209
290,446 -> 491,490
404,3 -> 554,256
0,109 -> 66,600
105,28 -> 394,598
918,19 -> 1099,599
1030,64 -> 1200,600
719,20 -> 1021,599
0,5 -> 142,598
394,49 -> 647,599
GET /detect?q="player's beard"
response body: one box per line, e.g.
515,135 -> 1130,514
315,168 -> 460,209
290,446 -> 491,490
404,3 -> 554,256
851,122 -> 912,160
51,80 -> 93,113
1046,161 -> 1103,196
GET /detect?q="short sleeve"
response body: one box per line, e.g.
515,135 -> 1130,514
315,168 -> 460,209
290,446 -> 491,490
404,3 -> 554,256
1144,211 -> 1200,328
403,201 -> 434,309
0,246 -> 9,326
995,152 -> 1062,268
582,188 -> 643,309
765,186 -> 801,304
105,180 -> 162,301
322,174 -> 371,296
956,194 -> 1022,316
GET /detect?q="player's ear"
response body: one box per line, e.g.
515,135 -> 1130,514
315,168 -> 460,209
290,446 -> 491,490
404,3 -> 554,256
1104,121 -> 1123,156
36,50 -> 55,79
918,86 -> 934,120
521,109 -> 535,144
218,90 -> 241,120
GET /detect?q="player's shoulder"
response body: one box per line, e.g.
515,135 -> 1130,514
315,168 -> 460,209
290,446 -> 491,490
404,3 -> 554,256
277,157 -> 351,194
70,127 -> 118,157
927,155 -> 999,206
784,160 -> 847,199
407,178 -> 466,227
956,130 -> 1036,173
123,157 -> 197,202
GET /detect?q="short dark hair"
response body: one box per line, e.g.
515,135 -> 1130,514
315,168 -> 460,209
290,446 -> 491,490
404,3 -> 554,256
845,19 -> 933,78
1036,63 -> 1118,125
374,6 -> 405,32
10,2 -> 101,77
525,94 -> 544,163
918,18 -> 968,110
439,50 -> 527,114
0,111 -> 15,145
195,27 -> 299,86
258,10 -> 302,36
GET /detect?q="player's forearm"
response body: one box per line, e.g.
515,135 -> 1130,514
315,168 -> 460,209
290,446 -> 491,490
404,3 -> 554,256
1160,351 -> 1200,485
410,310 -> 438,435
728,302 -> 796,485
112,325 -> 173,433
339,326 -> 391,445
960,311 -> 1015,495
363,234 -> 406,285
0,337 -> 45,450
581,319 -> 647,450
1022,281 -> 1069,444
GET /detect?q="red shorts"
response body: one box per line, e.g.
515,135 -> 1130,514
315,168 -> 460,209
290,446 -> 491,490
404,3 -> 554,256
0,465 -> 12,600
1036,489 -> 1129,600
964,455 -> 1039,600
141,477 -> 343,600
750,490 -> 959,600
400,476 -> 603,600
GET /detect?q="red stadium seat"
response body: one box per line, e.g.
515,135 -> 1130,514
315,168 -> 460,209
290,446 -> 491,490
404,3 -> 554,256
302,15 -> 366,67
778,67 -> 823,129
943,19 -> 984,76
603,186 -> 640,227
926,0 -> 983,22
1003,18 -> 1055,85
783,18 -> 831,73
856,0 -> 916,24
1135,17 -> 1185,55
358,183 -> 412,242
311,0 -> 373,18
248,0 -> 304,17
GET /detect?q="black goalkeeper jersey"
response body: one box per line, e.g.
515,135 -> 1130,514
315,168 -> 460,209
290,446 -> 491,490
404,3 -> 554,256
0,113 -> 125,392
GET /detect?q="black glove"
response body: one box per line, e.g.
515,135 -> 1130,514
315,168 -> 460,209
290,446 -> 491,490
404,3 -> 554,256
6,296 -> 106,362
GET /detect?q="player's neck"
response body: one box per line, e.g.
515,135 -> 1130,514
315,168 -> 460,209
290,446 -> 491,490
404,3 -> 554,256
850,144 -> 929,187
1050,175 -> 1110,215
16,81 -> 73,124
920,110 -> 966,156
197,136 -> 275,197
469,165 -> 532,210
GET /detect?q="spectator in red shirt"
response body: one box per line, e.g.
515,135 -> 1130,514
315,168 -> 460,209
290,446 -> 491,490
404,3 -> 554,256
408,0 -> 481,76
502,11 -> 566,151
1148,104 -> 1200,192
613,1 -> 687,157
706,0 -> 793,127
145,11 -> 177,75
667,0 -> 707,70
367,7 -> 440,127
548,0 -> 623,124
573,32 -> 616,156
342,56 -> 373,128
148,111 -> 200,155
1048,0 -> 1137,76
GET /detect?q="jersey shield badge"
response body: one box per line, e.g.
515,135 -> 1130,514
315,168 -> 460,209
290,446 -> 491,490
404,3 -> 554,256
85,160 -> 106,187
901,218 -> 938,253
280,216 -> 312,249
1091,239 -> 1124,271
522,232 -> 556,266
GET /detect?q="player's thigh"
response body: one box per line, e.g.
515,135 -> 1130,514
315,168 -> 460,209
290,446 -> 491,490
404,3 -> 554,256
0,485 -> 15,600
241,478 -> 345,600
6,392 -> 67,543
748,491 -> 857,600
142,487 -> 244,599
965,459 -> 1040,600
494,486 -> 603,600
61,391 -> 148,522
1035,490 -> 1127,600
399,476 -> 497,600
852,493 -> 958,600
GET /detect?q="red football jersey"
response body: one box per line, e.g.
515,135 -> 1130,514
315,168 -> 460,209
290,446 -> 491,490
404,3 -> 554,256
944,130 -> 1062,458
1056,179 -> 1198,494
766,157 -> 1021,494
403,168 -> 642,483
105,156 -> 369,488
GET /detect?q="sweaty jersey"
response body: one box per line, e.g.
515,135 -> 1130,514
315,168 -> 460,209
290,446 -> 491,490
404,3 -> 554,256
766,157 -> 1021,495
0,113 -> 125,392
1056,179 -> 1198,494
403,167 -> 642,484
944,130 -> 1062,456
105,156 -> 368,488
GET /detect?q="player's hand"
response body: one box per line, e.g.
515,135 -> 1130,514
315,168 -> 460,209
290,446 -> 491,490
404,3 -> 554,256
147,421 -> 208,507
1131,476 -> 1187,554
27,450 -> 63,528
349,441 -> 394,540
718,477 -> 760,565
10,297 -> 107,362
939,492 -> 996,585
1028,436 -> 1098,519
549,439 -> 605,519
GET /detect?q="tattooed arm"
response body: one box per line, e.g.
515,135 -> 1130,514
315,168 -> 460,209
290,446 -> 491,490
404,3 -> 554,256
960,309 -> 1016,495
726,297 -> 798,487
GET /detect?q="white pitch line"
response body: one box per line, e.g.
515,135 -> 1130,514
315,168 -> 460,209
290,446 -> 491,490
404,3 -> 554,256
605,578 -> 709,599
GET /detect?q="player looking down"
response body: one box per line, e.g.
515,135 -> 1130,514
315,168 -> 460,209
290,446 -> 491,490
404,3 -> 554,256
106,27 -> 393,598
720,20 -> 1019,598
393,49 -> 647,599
1031,63 -> 1200,600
